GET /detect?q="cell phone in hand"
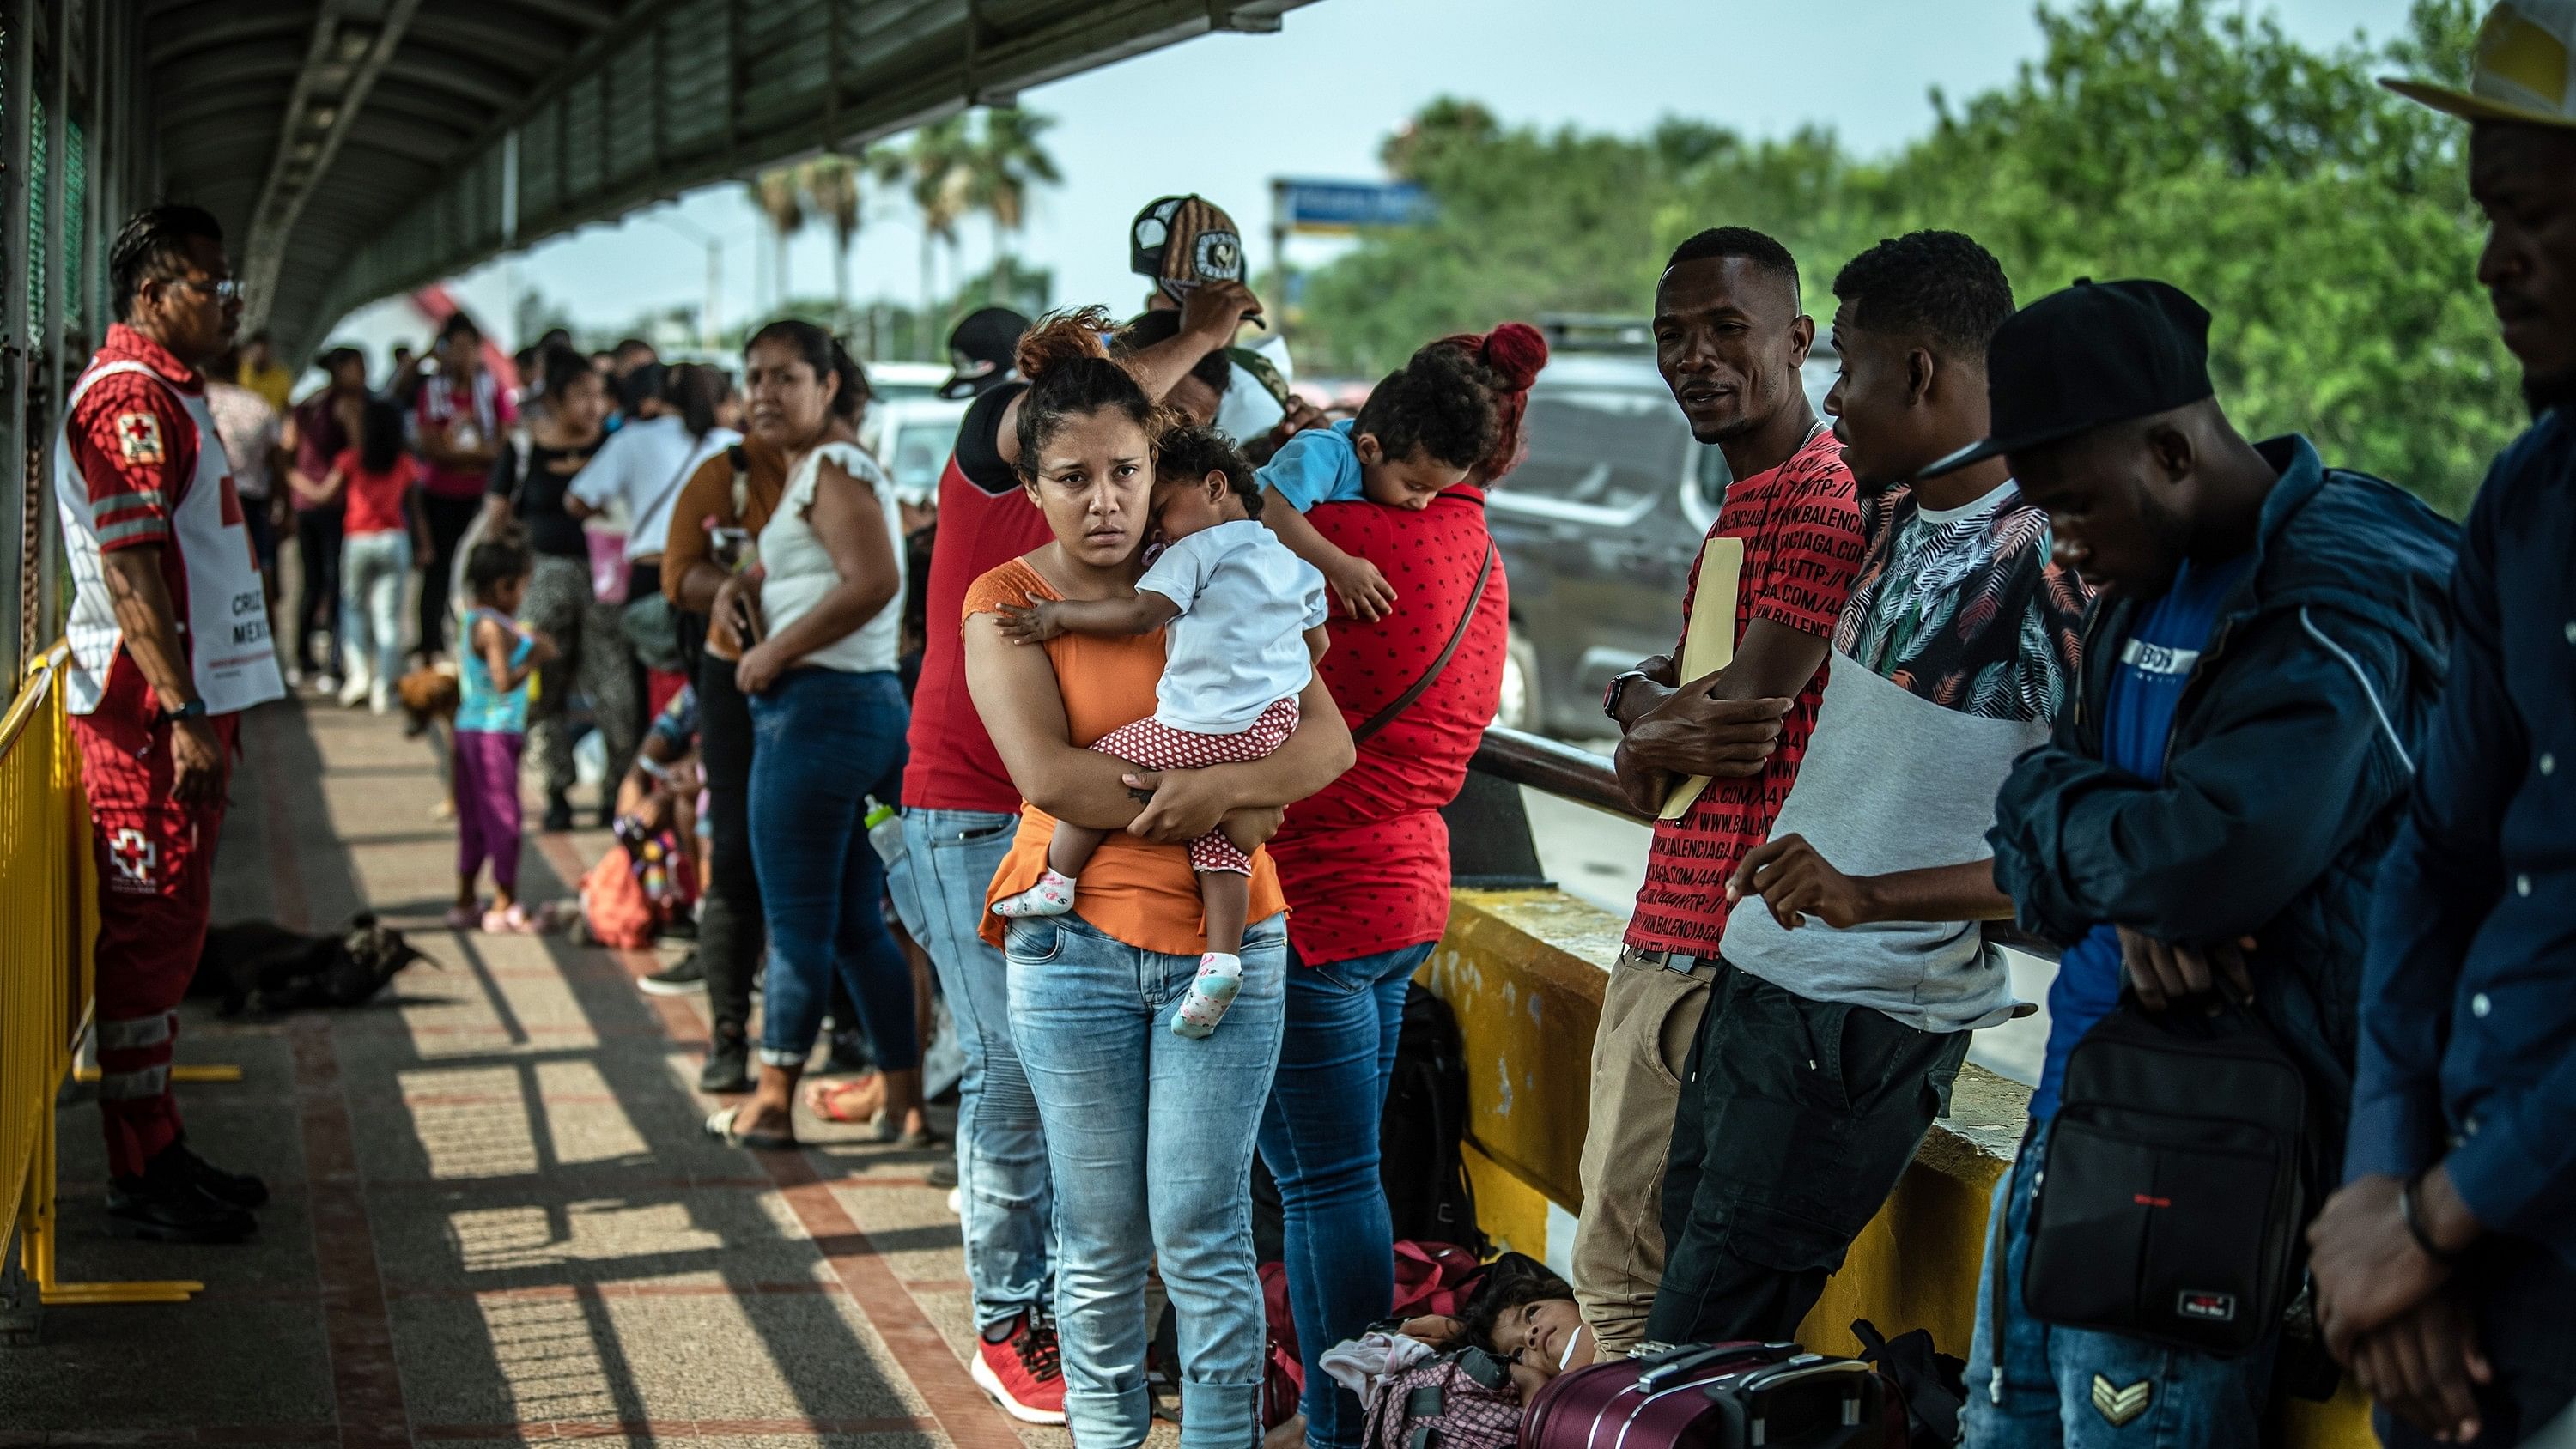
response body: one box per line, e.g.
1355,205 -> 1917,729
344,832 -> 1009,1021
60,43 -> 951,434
708,526 -> 755,572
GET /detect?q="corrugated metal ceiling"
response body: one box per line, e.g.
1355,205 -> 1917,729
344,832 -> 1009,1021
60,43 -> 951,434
138,0 -> 1315,357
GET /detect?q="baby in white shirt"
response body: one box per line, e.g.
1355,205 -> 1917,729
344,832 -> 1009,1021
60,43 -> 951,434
993,425 -> 1329,1037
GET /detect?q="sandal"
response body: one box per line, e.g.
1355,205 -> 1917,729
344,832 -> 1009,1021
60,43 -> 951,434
481,903 -> 544,935
703,1106 -> 797,1152
802,1073 -> 886,1125
443,903 -> 482,931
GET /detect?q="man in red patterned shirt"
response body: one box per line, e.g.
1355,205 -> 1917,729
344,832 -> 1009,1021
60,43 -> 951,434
1569,228 -> 1867,1355
57,205 -> 283,1244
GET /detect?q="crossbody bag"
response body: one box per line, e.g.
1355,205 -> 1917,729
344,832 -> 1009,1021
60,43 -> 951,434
1348,540 -> 1498,748
2015,996 -> 2310,1356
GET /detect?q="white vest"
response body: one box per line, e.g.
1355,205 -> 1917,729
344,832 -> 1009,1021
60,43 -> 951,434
56,357 -> 286,717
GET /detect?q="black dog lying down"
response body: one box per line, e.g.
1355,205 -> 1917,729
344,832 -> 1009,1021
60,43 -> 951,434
189,913 -> 432,1016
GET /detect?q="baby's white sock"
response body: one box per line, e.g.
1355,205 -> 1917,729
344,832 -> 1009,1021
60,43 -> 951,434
1173,953 -> 1245,1038
992,868 -> 1078,919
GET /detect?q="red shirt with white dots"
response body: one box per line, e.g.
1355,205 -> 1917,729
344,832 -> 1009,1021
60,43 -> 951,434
1267,486 -> 1508,967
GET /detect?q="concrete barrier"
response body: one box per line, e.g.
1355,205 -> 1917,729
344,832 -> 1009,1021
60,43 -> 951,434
1424,888 -> 2373,1446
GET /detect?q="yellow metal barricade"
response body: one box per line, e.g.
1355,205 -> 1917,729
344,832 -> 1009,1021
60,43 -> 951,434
2,645 -> 198,1307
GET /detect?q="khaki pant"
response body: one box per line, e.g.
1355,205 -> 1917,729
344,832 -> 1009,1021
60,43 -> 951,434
1571,952 -> 1719,1355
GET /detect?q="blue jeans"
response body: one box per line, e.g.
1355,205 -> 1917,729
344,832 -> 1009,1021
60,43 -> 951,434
886,807 -> 1053,1331
746,669 -> 916,1070
1008,912 -> 1288,1449
339,529 -> 410,689
1255,943 -> 1433,1449
1963,1119 -> 2277,1449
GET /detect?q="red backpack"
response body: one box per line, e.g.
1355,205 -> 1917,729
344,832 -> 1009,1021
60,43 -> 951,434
1261,1241 -> 1486,1428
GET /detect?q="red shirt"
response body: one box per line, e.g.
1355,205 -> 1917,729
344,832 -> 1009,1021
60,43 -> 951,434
67,323 -> 206,623
1267,487 -> 1508,966
412,371 -> 516,500
291,391 -> 354,506
1625,426 -> 1864,954
337,447 -> 421,537
903,384 -> 1054,814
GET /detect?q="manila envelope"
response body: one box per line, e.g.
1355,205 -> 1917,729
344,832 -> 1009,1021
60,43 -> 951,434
1659,535 -> 1744,820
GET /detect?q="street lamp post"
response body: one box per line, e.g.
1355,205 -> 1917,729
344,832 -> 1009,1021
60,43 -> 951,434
652,209 -> 726,349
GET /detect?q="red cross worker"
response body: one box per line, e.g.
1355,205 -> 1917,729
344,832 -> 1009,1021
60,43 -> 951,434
55,207 -> 282,1244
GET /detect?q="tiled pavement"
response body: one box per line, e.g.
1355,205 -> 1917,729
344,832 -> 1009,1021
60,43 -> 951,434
1,696 -> 1072,1449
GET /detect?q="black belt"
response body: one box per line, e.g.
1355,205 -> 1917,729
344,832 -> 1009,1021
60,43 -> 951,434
1619,946 -> 1719,976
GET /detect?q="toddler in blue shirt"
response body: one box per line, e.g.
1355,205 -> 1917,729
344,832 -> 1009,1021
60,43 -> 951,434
1255,346 -> 1501,621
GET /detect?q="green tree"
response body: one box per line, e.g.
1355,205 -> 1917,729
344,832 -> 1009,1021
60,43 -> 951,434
1296,0 -> 2506,513
800,154 -> 869,331
967,109 -> 1061,303
881,116 -> 979,326
746,167 -> 805,309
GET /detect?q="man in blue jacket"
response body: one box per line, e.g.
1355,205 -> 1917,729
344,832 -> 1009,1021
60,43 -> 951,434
2308,13 -> 2576,1444
1965,279 -> 2458,1447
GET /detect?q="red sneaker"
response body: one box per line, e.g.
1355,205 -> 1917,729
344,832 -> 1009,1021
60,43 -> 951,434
971,1310 -> 1066,1424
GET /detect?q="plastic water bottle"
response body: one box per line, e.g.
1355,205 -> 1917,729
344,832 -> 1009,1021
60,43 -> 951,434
865,799 -> 905,869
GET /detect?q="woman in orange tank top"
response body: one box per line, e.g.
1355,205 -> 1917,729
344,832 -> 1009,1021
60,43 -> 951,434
963,312 -> 1352,1449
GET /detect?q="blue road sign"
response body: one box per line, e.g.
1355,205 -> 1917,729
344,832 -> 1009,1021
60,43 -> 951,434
1274,178 -> 1435,233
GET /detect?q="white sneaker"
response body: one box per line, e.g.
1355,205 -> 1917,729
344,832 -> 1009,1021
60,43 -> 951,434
283,663 -> 303,688
368,681 -> 392,715
311,672 -> 341,696
337,670 -> 370,708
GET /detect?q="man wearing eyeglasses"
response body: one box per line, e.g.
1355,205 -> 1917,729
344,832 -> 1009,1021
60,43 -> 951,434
55,203 -> 282,1245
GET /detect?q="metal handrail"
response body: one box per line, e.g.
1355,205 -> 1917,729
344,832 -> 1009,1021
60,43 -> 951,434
0,645 -> 64,756
1473,725 -> 1645,820
1467,724 -> 2062,962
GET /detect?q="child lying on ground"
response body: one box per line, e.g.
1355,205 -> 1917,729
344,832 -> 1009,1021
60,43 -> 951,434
1410,1252 -> 1598,1395
1302,1251 -> 1599,1442
991,424 -> 1328,1038
1253,343 -> 1504,621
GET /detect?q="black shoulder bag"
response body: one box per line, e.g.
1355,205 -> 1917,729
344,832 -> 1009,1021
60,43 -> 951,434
1347,543 -> 1497,748
2018,997 -> 2310,1355
671,444 -> 756,679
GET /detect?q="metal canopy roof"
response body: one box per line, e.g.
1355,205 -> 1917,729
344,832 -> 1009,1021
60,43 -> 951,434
139,0 -> 1315,357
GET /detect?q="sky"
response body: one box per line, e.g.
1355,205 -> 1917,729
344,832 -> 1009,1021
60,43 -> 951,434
337,0 -> 2427,361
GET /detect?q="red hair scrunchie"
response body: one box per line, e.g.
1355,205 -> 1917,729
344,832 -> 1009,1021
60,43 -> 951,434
1436,321 -> 1550,482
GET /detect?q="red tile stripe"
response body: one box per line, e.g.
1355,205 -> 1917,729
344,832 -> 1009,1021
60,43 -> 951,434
532,834 -> 1025,1449
411,1418 -> 939,1441
257,706 -> 414,1449
0,1418 -> 943,1446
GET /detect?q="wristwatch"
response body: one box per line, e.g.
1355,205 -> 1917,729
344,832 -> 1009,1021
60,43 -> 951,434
1602,669 -> 1654,723
165,698 -> 209,723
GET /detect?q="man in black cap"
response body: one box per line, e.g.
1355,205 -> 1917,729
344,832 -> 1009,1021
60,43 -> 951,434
940,306 -> 1030,401
1965,278 -> 2458,1447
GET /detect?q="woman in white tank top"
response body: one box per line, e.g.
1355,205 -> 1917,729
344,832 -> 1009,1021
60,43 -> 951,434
706,321 -> 930,1153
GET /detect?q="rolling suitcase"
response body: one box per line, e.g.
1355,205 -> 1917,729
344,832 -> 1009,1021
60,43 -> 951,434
1523,1342 -> 1894,1449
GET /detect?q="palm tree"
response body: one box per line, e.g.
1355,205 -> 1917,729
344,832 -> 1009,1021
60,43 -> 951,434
799,154 -> 866,332
967,109 -> 1060,303
882,116 -> 975,352
747,167 -> 805,312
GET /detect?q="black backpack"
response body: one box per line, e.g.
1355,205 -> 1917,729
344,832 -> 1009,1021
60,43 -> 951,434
1382,982 -> 1485,1254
